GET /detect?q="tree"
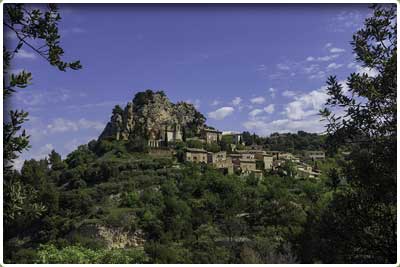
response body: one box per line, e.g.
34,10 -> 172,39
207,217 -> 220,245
319,4 -> 396,263
3,4 -> 82,257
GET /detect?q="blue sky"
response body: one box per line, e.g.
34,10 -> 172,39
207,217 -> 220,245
5,4 -> 375,166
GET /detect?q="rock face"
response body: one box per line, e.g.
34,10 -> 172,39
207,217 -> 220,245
68,223 -> 145,249
99,90 -> 206,144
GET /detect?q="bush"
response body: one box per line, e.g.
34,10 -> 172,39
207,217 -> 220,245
35,244 -> 148,263
126,136 -> 149,153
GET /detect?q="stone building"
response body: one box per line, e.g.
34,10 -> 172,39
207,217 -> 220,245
201,128 -> 222,144
239,158 -> 257,173
184,148 -> 208,163
297,164 -> 321,179
207,151 -> 227,164
259,155 -> 274,170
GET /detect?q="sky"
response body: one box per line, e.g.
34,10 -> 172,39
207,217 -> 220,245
5,3 -> 377,167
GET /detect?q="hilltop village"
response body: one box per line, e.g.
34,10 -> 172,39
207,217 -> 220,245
98,90 -> 326,180
149,127 -> 325,180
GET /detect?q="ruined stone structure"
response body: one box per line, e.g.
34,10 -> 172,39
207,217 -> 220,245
201,128 -> 222,144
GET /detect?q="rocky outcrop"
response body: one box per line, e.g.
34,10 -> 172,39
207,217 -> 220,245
99,90 -> 206,142
68,223 -> 145,249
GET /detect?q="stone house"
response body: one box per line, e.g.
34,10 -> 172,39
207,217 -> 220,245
184,148 -> 208,163
297,164 -> 321,179
207,151 -> 227,164
239,158 -> 257,173
201,128 -> 222,144
148,124 -> 182,148
260,155 -> 274,170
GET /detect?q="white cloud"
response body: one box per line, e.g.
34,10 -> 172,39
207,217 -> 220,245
231,97 -> 242,106
327,62 -> 344,70
285,86 -> 328,120
47,118 -> 104,134
309,71 -> 326,80
264,104 -> 275,114
304,64 -> 319,74
330,47 -> 346,53
329,10 -> 366,32
78,118 -> 104,131
317,54 -> 339,61
249,109 -> 264,117
250,96 -> 266,104
15,88 -> 71,107
67,100 -> 124,110
325,43 -> 332,48
243,118 -> 325,136
306,54 -> 339,62
208,107 -> 234,120
47,118 -> 79,133
277,63 -> 290,71
356,66 -> 379,77
282,90 -> 297,98
15,49 -> 36,59
347,62 -> 357,69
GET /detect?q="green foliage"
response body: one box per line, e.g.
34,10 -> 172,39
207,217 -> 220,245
35,244 -> 147,264
4,4 -> 82,72
4,4 -> 396,264
65,145 -> 96,168
126,135 -> 149,153
3,4 -> 82,240
318,4 -> 396,263
204,142 -> 221,152
186,139 -> 203,149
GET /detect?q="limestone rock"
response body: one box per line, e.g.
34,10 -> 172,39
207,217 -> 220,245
98,90 -> 206,143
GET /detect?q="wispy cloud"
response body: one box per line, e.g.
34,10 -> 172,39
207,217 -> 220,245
231,97 -> 242,106
328,10 -> 368,32
16,88 -> 71,107
15,49 -> 36,59
327,62 -> 343,70
250,96 -> 266,105
330,47 -> 346,53
282,90 -> 297,98
264,104 -> 275,114
249,108 -> 264,118
277,63 -> 290,71
306,54 -> 339,62
47,118 -> 104,134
